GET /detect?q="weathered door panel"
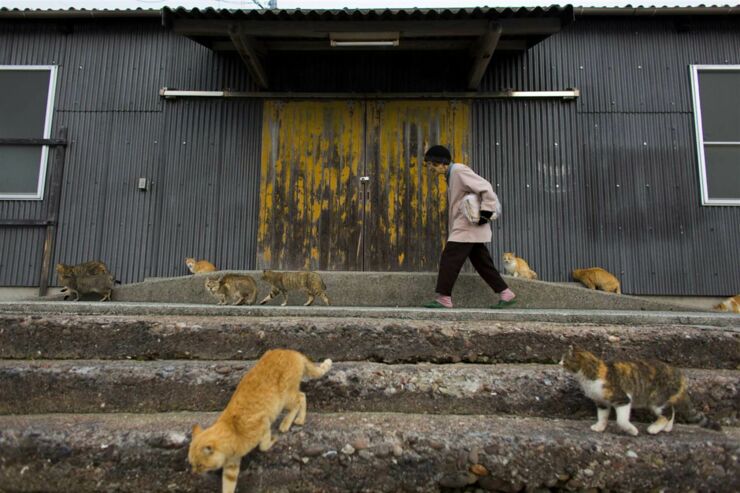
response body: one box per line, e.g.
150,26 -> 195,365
257,101 -> 364,270
363,100 -> 471,271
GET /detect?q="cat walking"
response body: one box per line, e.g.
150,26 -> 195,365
560,346 -> 720,436
259,270 -> 330,306
189,349 -> 332,493
205,275 -> 258,305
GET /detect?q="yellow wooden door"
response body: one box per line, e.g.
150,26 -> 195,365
363,100 -> 471,271
257,99 -> 470,271
258,100 -> 364,270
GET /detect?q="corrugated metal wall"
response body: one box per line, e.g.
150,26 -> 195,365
0,19 -> 262,285
474,16 -> 740,295
1,16 -> 738,295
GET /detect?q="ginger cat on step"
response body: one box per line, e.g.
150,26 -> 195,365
188,349 -> 332,493
185,257 -> 217,274
572,267 -> 621,294
714,295 -> 739,314
502,252 -> 537,279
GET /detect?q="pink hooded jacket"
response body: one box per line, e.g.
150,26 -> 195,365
446,163 -> 498,243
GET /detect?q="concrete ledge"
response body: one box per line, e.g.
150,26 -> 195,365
106,271 -> 704,311
0,361 -> 736,426
0,413 -> 736,492
2,301 -> 738,327
1,314 -> 738,369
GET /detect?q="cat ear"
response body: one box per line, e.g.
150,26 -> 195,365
191,424 -> 202,436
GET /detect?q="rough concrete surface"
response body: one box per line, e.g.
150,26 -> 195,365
0,360 -> 736,426
0,413 -> 736,493
1,314 -> 737,369
2,301 -> 737,328
107,271 -> 704,311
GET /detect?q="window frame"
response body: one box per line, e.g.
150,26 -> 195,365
0,65 -> 58,201
689,64 -> 740,206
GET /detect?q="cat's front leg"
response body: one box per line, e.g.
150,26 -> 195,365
258,417 -> 278,451
303,295 -> 315,306
221,457 -> 241,493
591,405 -> 610,432
280,290 -> 289,307
615,403 -> 639,436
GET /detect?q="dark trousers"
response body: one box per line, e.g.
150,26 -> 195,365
435,241 -> 509,296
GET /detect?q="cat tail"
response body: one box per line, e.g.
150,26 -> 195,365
675,395 -> 722,431
301,355 -> 332,379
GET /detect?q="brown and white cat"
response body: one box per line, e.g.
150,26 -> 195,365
572,267 -> 621,294
188,349 -> 332,493
56,261 -> 114,301
560,346 -> 720,436
714,294 -> 739,314
185,257 -> 217,274
259,270 -> 330,306
205,274 -> 258,305
502,252 -> 537,279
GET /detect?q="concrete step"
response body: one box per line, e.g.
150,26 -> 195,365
2,313 -> 737,369
5,302 -> 738,326
101,271 -> 708,310
0,413 -> 736,492
1,360 -> 736,426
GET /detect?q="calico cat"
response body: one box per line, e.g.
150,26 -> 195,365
714,294 -> 739,314
560,346 -> 720,436
188,349 -> 332,493
572,267 -> 621,294
502,252 -> 537,279
205,274 -> 258,305
259,270 -> 330,306
185,257 -> 217,274
56,261 -> 114,301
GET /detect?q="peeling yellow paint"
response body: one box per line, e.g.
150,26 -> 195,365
259,99 -> 469,271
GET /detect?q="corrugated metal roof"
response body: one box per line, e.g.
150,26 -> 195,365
2,5 -> 739,19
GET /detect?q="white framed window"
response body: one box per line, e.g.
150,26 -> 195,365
0,65 -> 58,200
690,65 -> 740,206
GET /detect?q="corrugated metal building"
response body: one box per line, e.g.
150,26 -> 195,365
0,6 -> 738,296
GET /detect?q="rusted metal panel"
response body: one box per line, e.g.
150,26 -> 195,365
364,100 -> 470,271
258,100 -> 364,271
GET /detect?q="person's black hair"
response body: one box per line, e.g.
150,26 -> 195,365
424,145 -> 452,165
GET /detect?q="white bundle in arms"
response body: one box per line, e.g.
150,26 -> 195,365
460,192 -> 502,224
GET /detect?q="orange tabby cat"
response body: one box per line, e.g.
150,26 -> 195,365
714,295 -> 739,314
502,252 -> 537,279
189,349 -> 332,493
572,267 -> 621,294
185,257 -> 217,274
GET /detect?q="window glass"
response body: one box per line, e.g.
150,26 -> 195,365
0,70 -> 50,139
703,145 -> 740,201
0,146 -> 43,194
0,67 -> 55,199
698,71 -> 740,142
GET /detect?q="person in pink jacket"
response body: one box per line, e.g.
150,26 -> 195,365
421,145 -> 517,309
